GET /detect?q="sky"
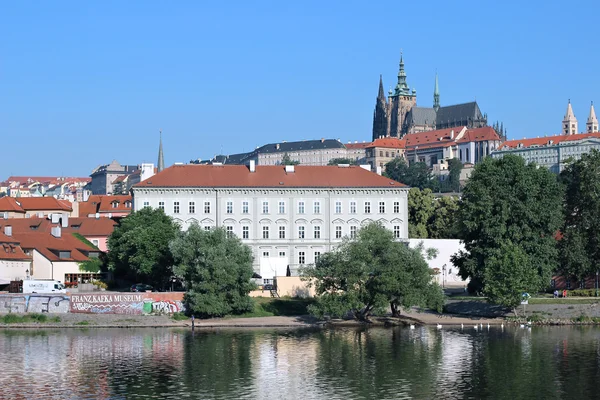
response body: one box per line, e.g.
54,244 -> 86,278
1,1 -> 599,176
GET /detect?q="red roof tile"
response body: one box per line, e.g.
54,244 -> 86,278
367,138 -> 406,149
135,165 -> 406,188
98,195 -> 132,213
0,217 -> 116,237
499,132 -> 600,150
4,176 -> 90,185
13,231 -> 98,262
456,127 -> 501,143
12,197 -> 72,212
345,142 -> 371,149
0,197 -> 25,213
0,243 -> 30,261
404,127 -> 466,149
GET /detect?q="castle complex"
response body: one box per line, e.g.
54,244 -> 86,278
372,55 -> 488,141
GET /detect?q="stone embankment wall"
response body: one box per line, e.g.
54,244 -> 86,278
0,292 -> 185,315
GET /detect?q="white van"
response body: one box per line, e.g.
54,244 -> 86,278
22,280 -> 66,294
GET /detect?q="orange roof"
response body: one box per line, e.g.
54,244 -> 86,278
136,165 -> 406,188
112,175 -> 127,184
367,138 -> 406,149
98,195 -> 132,213
456,127 -> 500,143
0,217 -> 117,237
404,127 -> 465,149
12,231 -> 98,262
78,195 -> 103,216
0,197 -> 26,213
499,132 -> 600,150
0,242 -> 30,261
345,142 -> 371,149
10,197 -> 73,212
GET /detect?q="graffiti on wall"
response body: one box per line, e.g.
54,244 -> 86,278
0,295 -> 70,314
70,293 -> 185,315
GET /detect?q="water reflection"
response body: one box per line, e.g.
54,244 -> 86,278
1,326 -> 600,399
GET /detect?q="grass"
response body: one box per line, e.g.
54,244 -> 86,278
0,313 -> 61,324
171,312 -> 189,321
227,297 -> 316,319
528,298 -> 600,305
74,321 -> 90,326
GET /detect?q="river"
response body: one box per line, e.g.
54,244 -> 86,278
1,326 -> 598,399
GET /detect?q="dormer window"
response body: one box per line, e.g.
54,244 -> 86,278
125,201 -> 131,208
111,201 -> 119,208
548,140 -> 554,145
59,251 -> 71,259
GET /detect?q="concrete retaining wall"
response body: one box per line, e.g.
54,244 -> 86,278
0,292 -> 185,315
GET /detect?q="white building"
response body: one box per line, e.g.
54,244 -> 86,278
131,163 -> 409,274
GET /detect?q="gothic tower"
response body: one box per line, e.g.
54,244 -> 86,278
372,75 -> 389,141
157,130 -> 165,172
387,54 -> 417,138
433,73 -> 440,111
586,101 -> 598,133
562,100 -> 578,135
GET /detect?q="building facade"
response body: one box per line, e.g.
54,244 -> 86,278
372,55 -> 487,140
491,132 -> 600,173
132,164 -> 409,274
90,160 -> 138,195
365,137 -> 407,171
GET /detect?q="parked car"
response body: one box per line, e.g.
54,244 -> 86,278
131,283 -> 153,292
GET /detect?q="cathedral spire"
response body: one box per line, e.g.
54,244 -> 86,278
392,52 -> 413,97
433,72 -> 440,111
587,101 -> 598,133
378,74 -> 385,100
372,75 -> 389,140
562,99 -> 578,135
157,130 -> 165,172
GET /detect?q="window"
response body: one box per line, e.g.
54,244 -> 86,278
204,201 -> 211,213
364,201 -> 371,214
173,202 -> 180,214
314,252 -> 321,262
298,226 -> 305,239
335,226 -> 342,239
242,201 -> 249,214
158,201 -> 164,211
92,239 -> 99,247
393,225 -> 401,238
125,201 -> 131,208
379,201 -> 385,213
278,201 -> 286,214
393,201 -> 400,213
350,226 -> 357,239
242,226 -> 249,239
335,201 -> 342,214
298,251 -> 305,264
59,251 -> 71,259
350,201 -> 356,214
112,201 -> 118,209
204,226 -> 211,231
143,201 -> 150,208
277,226 -> 286,239
379,151 -> 383,157
313,226 -> 321,239
226,201 -> 233,214
262,201 -> 269,214
262,226 -> 269,239
226,226 -> 234,238
262,251 -> 270,258
279,251 -> 286,257
313,201 -> 321,214
298,201 -> 305,214
189,202 -> 195,214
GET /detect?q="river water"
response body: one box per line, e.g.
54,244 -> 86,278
1,326 -> 599,399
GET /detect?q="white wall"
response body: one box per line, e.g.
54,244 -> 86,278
32,250 -> 52,279
408,239 -> 468,288
0,260 -> 31,281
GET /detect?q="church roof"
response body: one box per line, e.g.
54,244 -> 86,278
406,107 -> 437,126
257,139 -> 345,154
435,102 -> 483,125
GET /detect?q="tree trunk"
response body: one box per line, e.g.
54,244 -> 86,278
391,302 -> 400,317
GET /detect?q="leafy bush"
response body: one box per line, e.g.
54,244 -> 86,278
568,289 -> 597,297
171,312 -> 188,321
91,280 -> 108,290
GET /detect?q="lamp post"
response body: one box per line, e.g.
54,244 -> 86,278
442,264 -> 447,289
596,270 -> 598,297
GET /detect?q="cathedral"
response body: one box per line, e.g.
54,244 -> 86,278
372,55 -> 488,140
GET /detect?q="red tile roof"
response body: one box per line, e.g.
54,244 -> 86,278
135,165 -> 406,188
456,127 -> 500,143
404,127 -> 465,149
112,175 -> 127,184
12,231 -> 98,262
78,195 -> 103,216
97,195 -> 132,213
499,132 -> 600,150
4,176 -> 90,185
0,197 -> 26,213
0,243 -> 30,261
0,217 -> 117,237
366,138 -> 407,149
345,142 -> 371,149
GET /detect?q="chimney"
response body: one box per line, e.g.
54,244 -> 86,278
141,163 -> 155,182
376,166 -> 382,176
61,214 -> 69,228
450,130 -> 455,140
51,226 -> 61,238
95,213 -> 100,219
51,213 -> 60,224
285,165 -> 295,173
4,226 -> 12,237
249,160 -> 256,173
321,138 -> 325,143
276,144 -> 280,150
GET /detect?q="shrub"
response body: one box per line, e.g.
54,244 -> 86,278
91,280 -> 108,290
569,289 -> 597,297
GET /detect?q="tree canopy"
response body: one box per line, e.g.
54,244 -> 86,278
107,207 -> 180,289
446,158 -> 463,192
327,157 -> 358,165
301,223 -> 443,321
559,149 -> 600,279
281,153 -> 300,165
170,224 -> 255,318
408,188 -> 459,239
451,155 -> 563,304
384,158 -> 438,190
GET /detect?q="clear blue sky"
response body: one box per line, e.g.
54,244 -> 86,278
1,1 -> 598,176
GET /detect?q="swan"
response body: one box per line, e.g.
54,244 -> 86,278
436,324 -> 442,329
487,323 -> 490,329
474,324 -> 478,330
461,323 -> 464,329
520,324 -> 525,328
410,324 -> 415,329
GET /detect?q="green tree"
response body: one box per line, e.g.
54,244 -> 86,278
408,188 -> 435,238
428,196 -> 459,239
559,149 -> 600,279
385,158 -> 438,190
447,158 -> 463,192
327,157 -> 357,165
170,224 -> 255,318
451,155 -> 563,296
301,223 -> 443,321
107,207 -> 180,289
281,152 -> 300,165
